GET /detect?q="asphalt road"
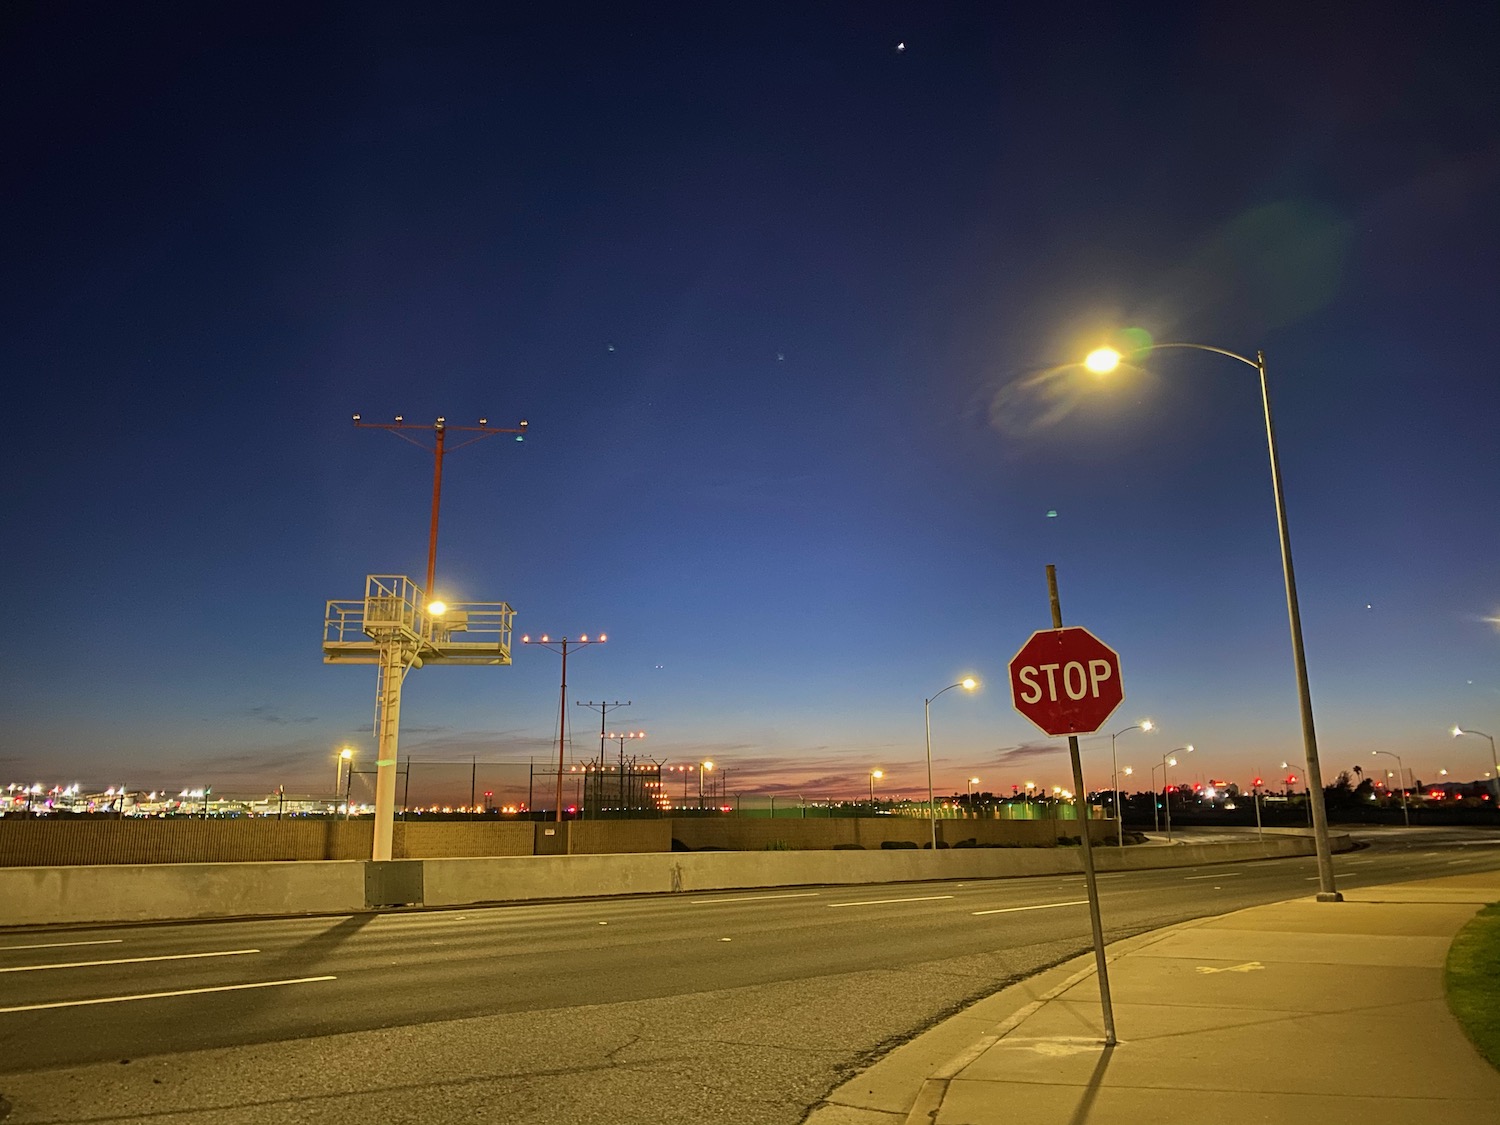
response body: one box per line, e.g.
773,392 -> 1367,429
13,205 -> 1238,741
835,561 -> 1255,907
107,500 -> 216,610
1,826 -> 1497,1125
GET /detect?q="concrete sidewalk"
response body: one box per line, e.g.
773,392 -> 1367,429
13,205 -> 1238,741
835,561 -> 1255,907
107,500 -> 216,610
807,871 -> 1500,1125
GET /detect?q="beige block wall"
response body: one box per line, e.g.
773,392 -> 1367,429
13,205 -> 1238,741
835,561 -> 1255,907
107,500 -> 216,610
667,816 -> 1115,851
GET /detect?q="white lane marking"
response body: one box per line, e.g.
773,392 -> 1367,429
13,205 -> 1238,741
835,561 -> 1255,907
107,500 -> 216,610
1,939 -> 125,952
1196,962 -> 1263,975
0,949 -> 259,974
1185,872 -> 1243,880
0,975 -> 336,1014
828,895 -> 955,909
690,892 -> 821,904
972,900 -> 1088,917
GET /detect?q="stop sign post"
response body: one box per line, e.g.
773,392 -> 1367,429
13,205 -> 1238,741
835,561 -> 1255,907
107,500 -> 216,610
1009,627 -> 1124,737
1013,564 -> 1120,1047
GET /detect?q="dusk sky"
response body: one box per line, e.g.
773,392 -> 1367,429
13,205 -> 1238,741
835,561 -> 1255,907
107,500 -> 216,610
3,2 -> 1497,804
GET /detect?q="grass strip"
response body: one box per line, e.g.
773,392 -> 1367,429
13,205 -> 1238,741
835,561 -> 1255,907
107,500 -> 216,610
1445,901 -> 1500,1071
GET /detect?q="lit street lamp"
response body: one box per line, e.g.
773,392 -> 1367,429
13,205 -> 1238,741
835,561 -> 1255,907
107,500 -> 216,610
1154,746 -> 1193,840
966,776 -> 981,813
338,748 -> 355,819
924,678 -> 978,850
1371,750 -> 1410,827
698,760 -> 714,807
1109,720 -> 1152,847
1452,727 -> 1500,804
334,746 -> 354,801
869,769 -> 883,805
1085,342 -> 1340,901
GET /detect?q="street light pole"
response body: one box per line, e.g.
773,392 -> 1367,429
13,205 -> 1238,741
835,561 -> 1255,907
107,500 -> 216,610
334,747 -> 353,812
1084,343 -> 1340,901
1372,750 -> 1410,827
869,769 -> 883,806
1452,728 -> 1500,805
1109,721 -> 1152,847
924,678 -> 977,851
1160,746 -> 1192,842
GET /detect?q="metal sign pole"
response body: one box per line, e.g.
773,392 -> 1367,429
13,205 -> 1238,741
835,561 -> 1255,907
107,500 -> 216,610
1046,564 -> 1118,1047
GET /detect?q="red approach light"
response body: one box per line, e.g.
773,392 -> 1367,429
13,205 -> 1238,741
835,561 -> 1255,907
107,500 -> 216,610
1253,777 -> 1263,787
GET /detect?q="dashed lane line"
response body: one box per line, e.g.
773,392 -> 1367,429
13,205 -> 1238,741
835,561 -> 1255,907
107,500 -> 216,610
0,949 -> 259,974
0,975 -> 336,1014
972,900 -> 1088,917
1,939 -> 125,952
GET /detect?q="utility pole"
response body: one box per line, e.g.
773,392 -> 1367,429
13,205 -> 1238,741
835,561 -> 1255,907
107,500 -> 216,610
523,634 -> 607,821
577,700 -> 631,814
353,414 -> 527,596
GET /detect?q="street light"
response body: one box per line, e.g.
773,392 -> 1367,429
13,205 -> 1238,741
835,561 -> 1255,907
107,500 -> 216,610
966,776 -> 981,814
924,678 -> 978,850
1452,727 -> 1500,804
869,769 -> 883,805
1085,342 -> 1340,900
1371,750 -> 1410,827
1154,746 -> 1193,841
335,748 -> 354,818
1109,720 -> 1152,847
699,760 -> 714,807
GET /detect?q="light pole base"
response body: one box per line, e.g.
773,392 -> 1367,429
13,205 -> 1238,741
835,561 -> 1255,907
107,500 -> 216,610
1315,892 -> 1344,903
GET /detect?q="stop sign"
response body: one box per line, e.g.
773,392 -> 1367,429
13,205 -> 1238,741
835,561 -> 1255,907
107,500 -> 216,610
1009,627 -> 1124,737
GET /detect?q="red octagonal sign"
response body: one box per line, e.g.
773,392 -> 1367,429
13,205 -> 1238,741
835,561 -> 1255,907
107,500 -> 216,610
1008,626 -> 1125,737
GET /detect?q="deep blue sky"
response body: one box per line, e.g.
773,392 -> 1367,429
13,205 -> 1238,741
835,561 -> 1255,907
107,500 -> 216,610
3,2 -> 1497,803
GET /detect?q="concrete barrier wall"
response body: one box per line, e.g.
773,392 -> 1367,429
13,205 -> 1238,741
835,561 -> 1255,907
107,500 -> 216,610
423,835 -> 1327,905
1,834 -> 1334,927
0,861 -> 367,927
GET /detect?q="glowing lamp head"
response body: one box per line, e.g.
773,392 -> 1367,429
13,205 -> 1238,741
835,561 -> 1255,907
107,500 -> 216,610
872,769 -> 883,779
427,600 -> 447,617
598,633 -> 607,642
702,761 -> 714,772
1084,347 -> 1122,374
1140,719 -> 1154,732
340,748 -> 353,761
961,677 -> 977,690
1452,726 -> 1464,738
